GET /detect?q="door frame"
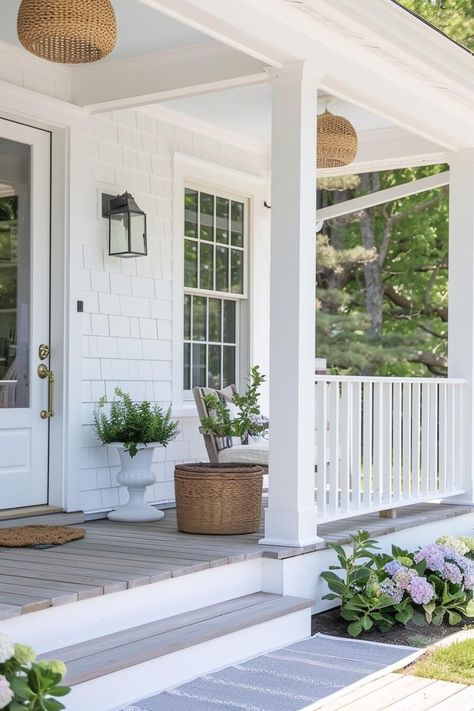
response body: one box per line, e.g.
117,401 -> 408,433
0,99 -> 84,512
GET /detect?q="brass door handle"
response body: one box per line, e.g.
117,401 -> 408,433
37,363 -> 55,419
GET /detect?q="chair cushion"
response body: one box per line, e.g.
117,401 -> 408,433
218,443 -> 269,466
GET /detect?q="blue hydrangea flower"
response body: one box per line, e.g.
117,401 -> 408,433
383,560 -> 405,577
407,575 -> 435,605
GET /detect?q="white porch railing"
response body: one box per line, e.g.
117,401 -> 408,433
315,376 -> 466,522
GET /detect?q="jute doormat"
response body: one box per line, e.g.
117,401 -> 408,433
0,525 -> 85,547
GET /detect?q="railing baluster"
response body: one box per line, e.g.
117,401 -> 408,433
411,383 -> 421,498
402,382 -> 412,500
373,382 -> 383,506
315,381 -> 327,518
340,382 -> 351,513
438,383 -> 447,494
454,384 -> 463,491
421,383 -> 430,496
428,382 -> 438,495
382,382 -> 392,505
446,383 -> 455,492
362,382 -> 373,508
393,382 -> 402,503
327,381 -> 339,516
351,382 -> 362,511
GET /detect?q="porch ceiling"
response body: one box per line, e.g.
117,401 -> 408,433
0,0 -> 209,60
1,0 -> 473,173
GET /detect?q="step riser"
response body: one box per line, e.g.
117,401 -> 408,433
0,558 -> 262,652
66,608 -> 311,711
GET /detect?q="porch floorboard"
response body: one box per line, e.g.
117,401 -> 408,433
0,502 -> 471,619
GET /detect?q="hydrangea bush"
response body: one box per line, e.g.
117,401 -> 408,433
0,633 -> 69,710
321,531 -> 474,637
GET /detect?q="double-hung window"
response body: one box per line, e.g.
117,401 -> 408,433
183,186 -> 247,392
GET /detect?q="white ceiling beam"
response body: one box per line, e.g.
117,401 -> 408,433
137,0 -> 295,65
317,171 -> 449,222
317,128 -> 447,177
137,0 -> 474,150
71,41 -> 267,112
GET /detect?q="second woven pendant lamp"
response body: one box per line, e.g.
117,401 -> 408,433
317,109 -> 358,169
17,0 -> 117,64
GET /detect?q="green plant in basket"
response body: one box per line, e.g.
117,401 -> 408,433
93,388 -> 179,457
199,366 -> 267,439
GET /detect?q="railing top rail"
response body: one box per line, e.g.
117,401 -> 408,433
314,375 -> 467,385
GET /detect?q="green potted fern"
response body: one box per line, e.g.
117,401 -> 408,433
93,388 -> 179,521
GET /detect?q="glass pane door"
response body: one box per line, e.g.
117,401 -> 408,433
0,138 -> 30,409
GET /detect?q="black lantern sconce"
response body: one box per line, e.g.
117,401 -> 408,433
102,192 -> 147,257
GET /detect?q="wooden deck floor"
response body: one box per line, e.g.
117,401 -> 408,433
0,502 -> 471,620
308,671 -> 474,710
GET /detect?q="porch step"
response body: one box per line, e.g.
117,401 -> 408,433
42,592 -> 312,687
0,511 -> 85,528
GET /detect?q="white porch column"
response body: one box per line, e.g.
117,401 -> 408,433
448,152 -> 474,502
260,62 -> 321,547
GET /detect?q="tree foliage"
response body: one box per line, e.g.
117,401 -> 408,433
316,0 -> 472,376
399,0 -> 474,51
317,166 -> 449,376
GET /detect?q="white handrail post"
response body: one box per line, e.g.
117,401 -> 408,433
260,61 -> 322,546
448,152 -> 474,503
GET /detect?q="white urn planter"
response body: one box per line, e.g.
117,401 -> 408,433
107,443 -> 164,522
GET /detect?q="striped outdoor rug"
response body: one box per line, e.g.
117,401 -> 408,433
119,633 -> 416,710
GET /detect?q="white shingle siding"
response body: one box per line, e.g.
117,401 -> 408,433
79,108 -> 266,513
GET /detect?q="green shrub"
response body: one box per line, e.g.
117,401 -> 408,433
321,531 -> 474,637
93,388 -> 179,457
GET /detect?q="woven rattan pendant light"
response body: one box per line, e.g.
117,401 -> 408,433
17,0 -> 117,64
317,109 -> 358,169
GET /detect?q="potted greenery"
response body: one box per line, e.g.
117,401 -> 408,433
93,388 -> 179,522
199,365 -> 268,443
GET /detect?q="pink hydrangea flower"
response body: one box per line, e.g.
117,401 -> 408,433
393,568 -> 416,591
407,575 -> 435,605
441,562 -> 463,585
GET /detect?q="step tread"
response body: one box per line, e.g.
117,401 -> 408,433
42,593 -> 312,686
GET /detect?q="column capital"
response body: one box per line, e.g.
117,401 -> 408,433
447,148 -> 474,166
265,61 -> 321,87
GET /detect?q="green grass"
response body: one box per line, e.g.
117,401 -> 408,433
408,639 -> 474,686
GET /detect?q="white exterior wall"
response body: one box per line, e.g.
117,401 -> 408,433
0,42 -> 271,515
77,109 -> 269,513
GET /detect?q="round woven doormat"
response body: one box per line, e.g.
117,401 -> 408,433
0,525 -> 85,547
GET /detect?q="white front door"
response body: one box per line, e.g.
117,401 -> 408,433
0,119 -> 51,509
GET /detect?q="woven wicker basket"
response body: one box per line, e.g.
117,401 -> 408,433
175,463 -> 263,535
17,0 -> 116,64
317,110 -> 358,169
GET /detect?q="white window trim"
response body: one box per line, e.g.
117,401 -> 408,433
172,152 -> 265,418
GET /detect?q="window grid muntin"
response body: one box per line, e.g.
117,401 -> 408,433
184,187 -> 245,297
184,185 -> 247,392
184,294 -> 238,390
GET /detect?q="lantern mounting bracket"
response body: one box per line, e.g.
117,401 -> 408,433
101,193 -> 117,218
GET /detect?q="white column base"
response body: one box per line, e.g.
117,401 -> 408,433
259,506 -> 323,547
